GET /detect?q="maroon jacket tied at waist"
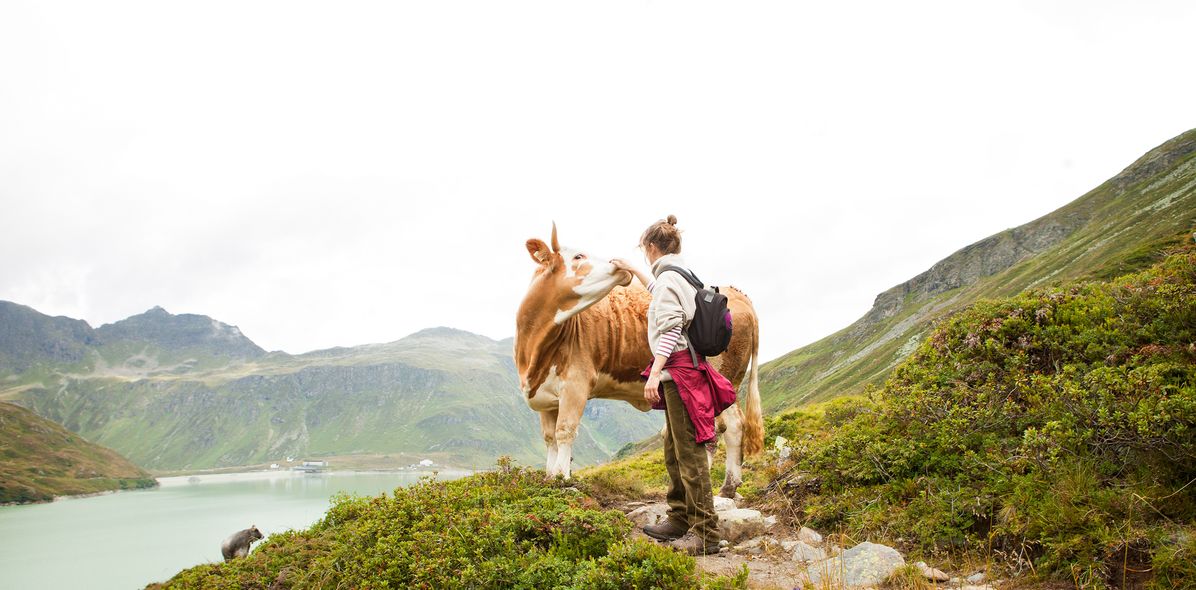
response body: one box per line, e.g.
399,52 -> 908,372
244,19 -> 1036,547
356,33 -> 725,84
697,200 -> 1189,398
641,348 -> 738,444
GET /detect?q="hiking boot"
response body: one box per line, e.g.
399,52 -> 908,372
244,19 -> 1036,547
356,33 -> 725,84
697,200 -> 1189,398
642,517 -> 688,541
667,532 -> 721,556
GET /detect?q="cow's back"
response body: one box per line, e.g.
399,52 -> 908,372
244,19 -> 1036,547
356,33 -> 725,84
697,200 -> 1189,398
581,283 -> 757,393
708,287 -> 758,389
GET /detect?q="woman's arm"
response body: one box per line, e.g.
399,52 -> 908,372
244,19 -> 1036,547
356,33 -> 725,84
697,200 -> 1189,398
609,258 -> 652,288
608,258 -> 684,404
643,325 -> 681,404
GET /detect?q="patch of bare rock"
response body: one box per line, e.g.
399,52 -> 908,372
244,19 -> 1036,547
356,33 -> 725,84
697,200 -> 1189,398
624,497 -> 1001,589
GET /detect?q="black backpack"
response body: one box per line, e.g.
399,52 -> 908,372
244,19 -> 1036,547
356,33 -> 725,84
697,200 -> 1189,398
660,265 -> 733,365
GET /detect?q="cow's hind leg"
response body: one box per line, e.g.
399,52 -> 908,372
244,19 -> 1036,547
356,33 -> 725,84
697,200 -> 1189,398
718,406 -> 745,498
540,410 -> 560,476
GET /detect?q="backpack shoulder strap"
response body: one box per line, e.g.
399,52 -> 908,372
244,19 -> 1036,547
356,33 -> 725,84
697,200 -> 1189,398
660,265 -> 704,290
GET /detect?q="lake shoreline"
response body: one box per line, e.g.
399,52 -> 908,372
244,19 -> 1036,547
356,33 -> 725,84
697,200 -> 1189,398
157,468 -> 473,488
0,478 -> 159,507
1,470 -> 465,590
0,467 -> 474,507
147,452 -> 473,478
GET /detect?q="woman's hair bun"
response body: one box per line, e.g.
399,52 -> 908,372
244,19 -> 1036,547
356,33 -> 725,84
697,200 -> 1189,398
640,215 -> 683,254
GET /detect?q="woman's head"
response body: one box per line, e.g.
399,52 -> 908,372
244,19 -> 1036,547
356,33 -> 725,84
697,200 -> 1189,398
640,215 -> 682,262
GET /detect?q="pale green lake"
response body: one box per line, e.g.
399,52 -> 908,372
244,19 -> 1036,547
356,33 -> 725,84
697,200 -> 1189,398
0,470 -> 467,590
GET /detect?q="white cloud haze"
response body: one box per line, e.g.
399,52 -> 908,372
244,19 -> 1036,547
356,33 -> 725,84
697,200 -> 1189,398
1,1 -> 1194,362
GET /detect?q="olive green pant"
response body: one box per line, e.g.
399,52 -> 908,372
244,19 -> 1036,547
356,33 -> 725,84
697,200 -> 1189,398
662,380 -> 719,544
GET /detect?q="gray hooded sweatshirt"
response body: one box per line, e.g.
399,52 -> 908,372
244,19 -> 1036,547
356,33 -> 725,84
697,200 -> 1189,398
648,253 -> 698,364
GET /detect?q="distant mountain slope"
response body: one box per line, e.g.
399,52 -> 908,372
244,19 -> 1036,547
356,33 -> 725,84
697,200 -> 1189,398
0,301 -> 98,372
0,401 -> 155,503
0,311 -> 661,471
760,128 -> 1196,410
95,305 -> 265,369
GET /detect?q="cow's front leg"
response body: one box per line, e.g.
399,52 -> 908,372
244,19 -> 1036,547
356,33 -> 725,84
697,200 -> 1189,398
540,409 -> 560,476
550,380 -> 588,479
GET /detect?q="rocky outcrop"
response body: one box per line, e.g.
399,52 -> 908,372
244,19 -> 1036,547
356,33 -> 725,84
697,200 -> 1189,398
861,213 -> 1085,329
1108,128 -> 1196,191
861,128 -> 1196,334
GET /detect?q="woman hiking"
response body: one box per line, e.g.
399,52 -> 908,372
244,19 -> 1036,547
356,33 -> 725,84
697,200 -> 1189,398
610,214 -> 736,556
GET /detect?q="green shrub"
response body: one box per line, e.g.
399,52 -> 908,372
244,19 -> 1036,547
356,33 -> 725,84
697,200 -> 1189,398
766,250 -> 1196,587
1149,528 -> 1196,589
151,460 -> 745,589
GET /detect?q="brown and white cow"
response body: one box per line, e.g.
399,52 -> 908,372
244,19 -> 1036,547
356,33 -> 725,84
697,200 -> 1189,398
515,223 -> 763,497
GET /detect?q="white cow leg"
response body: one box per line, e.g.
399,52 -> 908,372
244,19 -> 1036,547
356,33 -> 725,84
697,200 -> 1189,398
719,407 -> 744,498
552,441 -> 574,479
552,385 -> 586,480
539,410 -> 560,476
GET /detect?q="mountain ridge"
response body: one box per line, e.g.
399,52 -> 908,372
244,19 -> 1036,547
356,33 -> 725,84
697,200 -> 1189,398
0,304 -> 660,472
759,127 -> 1196,410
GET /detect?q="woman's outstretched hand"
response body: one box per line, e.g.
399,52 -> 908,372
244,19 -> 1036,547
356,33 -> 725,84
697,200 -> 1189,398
611,258 -> 649,288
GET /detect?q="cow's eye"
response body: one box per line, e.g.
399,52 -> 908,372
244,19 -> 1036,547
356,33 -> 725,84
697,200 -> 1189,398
573,254 -> 586,261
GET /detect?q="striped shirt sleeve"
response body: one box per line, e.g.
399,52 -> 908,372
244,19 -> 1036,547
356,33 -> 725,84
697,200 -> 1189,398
656,325 -> 683,358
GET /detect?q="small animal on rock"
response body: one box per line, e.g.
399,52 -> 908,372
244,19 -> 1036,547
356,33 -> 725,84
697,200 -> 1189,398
221,525 -> 264,561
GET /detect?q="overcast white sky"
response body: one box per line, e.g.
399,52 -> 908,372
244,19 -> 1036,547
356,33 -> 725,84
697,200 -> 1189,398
2,1 -> 1194,362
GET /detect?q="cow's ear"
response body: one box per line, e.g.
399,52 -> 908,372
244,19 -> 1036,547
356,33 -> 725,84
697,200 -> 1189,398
526,239 -> 551,265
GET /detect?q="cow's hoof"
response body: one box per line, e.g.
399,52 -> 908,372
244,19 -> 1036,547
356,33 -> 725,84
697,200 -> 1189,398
718,483 -> 739,499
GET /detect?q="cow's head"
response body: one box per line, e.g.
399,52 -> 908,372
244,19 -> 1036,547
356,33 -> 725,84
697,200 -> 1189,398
520,223 -> 633,326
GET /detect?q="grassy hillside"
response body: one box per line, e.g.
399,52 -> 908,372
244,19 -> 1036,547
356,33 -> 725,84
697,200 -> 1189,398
0,401 -> 156,503
148,461 -> 746,590
592,247 -> 1196,588
760,128 -> 1196,411
0,313 -> 661,471
777,248 -> 1196,587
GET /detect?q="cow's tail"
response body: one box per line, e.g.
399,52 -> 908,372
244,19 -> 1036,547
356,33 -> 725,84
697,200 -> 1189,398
741,325 -> 765,457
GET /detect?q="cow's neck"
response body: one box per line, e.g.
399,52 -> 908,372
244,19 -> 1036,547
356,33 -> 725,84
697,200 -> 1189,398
516,307 -> 580,395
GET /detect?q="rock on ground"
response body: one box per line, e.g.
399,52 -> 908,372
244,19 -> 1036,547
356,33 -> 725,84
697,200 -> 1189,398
790,541 -> 826,563
625,500 -> 766,545
802,541 -> 905,588
798,526 -> 823,545
626,503 -> 669,528
718,508 -> 766,544
732,536 -> 768,555
915,561 -> 950,582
